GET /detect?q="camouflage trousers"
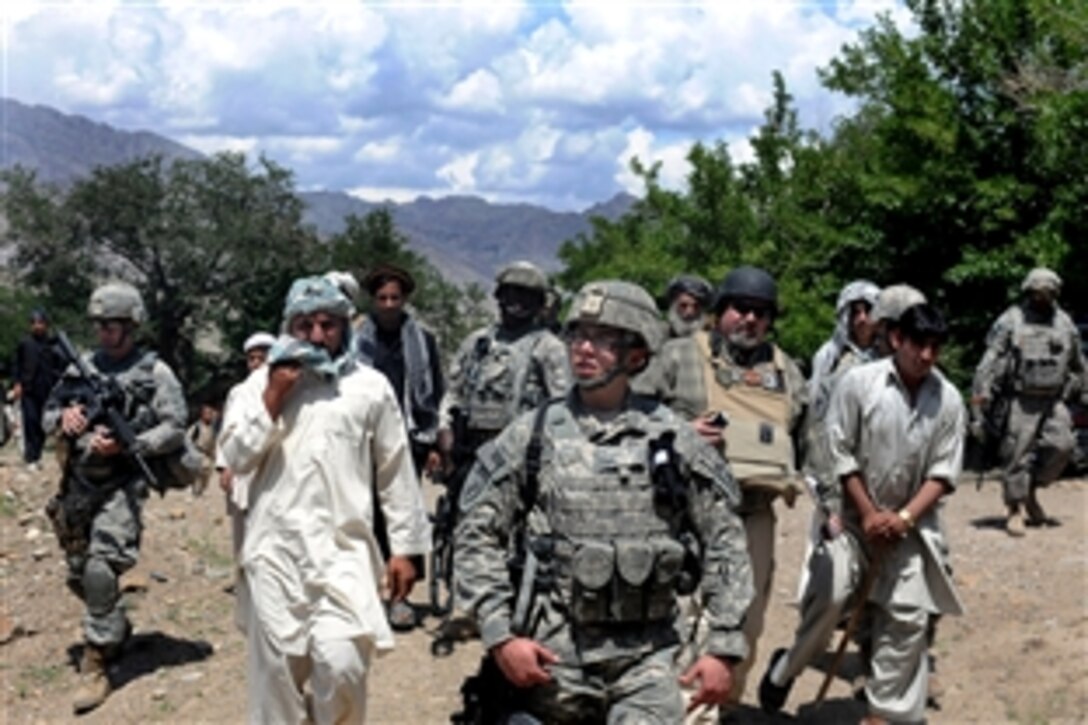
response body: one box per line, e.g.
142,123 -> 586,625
65,485 -> 143,649
1001,397 -> 1074,504
519,644 -> 685,724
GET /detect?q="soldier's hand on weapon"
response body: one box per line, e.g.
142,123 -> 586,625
423,449 -> 444,476
385,555 -> 417,601
263,361 -> 303,419
89,425 -> 122,457
679,654 -> 735,710
692,415 -> 725,448
491,637 -> 558,688
60,404 -> 89,437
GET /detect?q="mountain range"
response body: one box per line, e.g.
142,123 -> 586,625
1,98 -> 635,285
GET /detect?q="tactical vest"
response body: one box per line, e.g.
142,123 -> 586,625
63,351 -> 200,490
463,328 -> 548,434
1010,307 -> 1071,397
536,407 -> 686,626
694,331 -> 797,497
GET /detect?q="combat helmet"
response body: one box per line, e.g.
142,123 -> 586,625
87,281 -> 146,324
495,261 -> 549,293
665,274 -> 712,306
872,284 -> 926,324
1021,268 -> 1061,296
712,265 -> 778,315
566,280 -> 666,356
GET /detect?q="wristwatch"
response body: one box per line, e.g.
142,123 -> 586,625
898,508 -> 915,529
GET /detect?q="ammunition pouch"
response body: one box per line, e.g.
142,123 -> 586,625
568,538 -> 683,625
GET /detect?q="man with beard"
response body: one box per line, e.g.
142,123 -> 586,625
356,263 -> 445,631
636,266 -> 806,712
12,308 -> 61,471
218,275 -> 431,723
972,268 -> 1085,536
664,274 -> 713,338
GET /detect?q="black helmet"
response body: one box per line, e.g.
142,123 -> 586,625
665,274 -> 712,306
713,265 -> 777,314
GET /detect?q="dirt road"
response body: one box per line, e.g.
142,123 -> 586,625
1,444 -> 1084,723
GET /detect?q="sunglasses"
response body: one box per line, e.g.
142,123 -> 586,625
730,302 -> 772,319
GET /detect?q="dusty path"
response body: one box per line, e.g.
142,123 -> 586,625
1,442 -> 1085,723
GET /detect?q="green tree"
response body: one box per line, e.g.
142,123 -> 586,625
1,153 -> 319,389
819,0 -> 1088,382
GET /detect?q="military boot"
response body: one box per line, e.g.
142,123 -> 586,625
1006,505 -> 1026,537
73,645 -> 111,714
1025,490 -> 1048,526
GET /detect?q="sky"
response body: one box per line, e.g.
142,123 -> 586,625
2,1 -> 912,212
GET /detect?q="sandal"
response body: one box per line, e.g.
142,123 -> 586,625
388,600 -> 417,632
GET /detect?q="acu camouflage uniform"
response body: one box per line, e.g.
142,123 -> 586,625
44,343 -> 187,651
439,262 -> 571,450
972,270 -> 1085,507
454,392 -> 753,723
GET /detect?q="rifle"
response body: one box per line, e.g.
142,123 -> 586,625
53,331 -> 160,493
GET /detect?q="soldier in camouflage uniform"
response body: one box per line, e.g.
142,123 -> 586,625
43,282 -> 188,714
454,280 -> 753,723
436,260 -> 571,469
971,268 -> 1086,537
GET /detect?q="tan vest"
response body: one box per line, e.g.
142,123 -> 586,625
695,331 -> 799,500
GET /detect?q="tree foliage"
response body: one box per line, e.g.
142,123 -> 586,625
560,0 -> 1087,387
2,153 -> 319,389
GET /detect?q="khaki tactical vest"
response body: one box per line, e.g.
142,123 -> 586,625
694,331 -> 798,499
464,328 -> 548,433
1010,307 -> 1071,397
536,406 -> 687,626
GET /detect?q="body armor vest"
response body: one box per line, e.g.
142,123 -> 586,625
1010,307 -> 1070,397
694,331 -> 796,496
464,328 -> 547,433
535,407 -> 686,626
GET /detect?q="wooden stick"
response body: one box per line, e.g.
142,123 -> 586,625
815,551 -> 881,706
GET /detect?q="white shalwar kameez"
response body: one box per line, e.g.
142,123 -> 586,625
219,361 -> 431,724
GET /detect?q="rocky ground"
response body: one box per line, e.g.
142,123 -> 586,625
0,439 -> 1085,724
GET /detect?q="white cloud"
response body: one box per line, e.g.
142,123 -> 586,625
176,134 -> 259,157
441,69 -> 505,113
437,152 -> 480,191
354,138 -> 403,163
4,0 -> 908,210
615,127 -> 692,195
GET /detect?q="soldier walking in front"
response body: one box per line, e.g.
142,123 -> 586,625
43,282 -> 188,713
971,268 -> 1085,536
454,280 -> 753,722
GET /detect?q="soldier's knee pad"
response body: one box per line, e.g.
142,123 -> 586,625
82,557 -> 119,617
